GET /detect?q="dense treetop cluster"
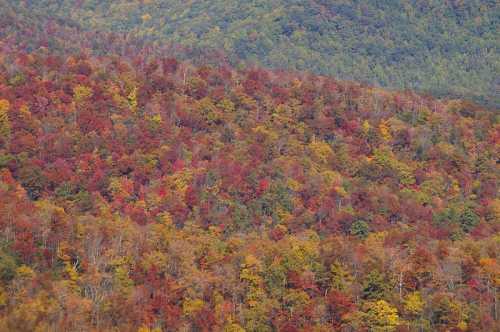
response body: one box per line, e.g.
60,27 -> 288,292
0,43 -> 498,331
4,0 -> 500,106
0,1 -> 498,331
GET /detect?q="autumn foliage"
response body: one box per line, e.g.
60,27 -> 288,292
0,18 -> 498,332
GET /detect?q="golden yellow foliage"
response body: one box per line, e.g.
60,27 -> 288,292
113,265 -> 134,295
57,241 -> 72,261
0,287 -> 7,307
141,250 -> 169,272
158,211 -> 173,225
309,139 -> 333,164
321,170 -> 342,187
283,289 -> 309,310
379,120 -> 392,141
128,87 -> 138,112
218,98 -> 235,112
362,120 -> 371,135
488,199 -> 500,221
19,104 -> 31,119
0,99 -> 11,141
330,261 -> 353,291
16,265 -> 35,279
364,300 -> 400,332
0,99 -> 10,113
287,177 -> 302,192
275,206 -> 293,224
224,322 -> 246,332
253,125 -> 279,142
182,298 -> 205,316
457,321 -> 468,331
73,85 -> 93,103
137,326 -> 161,332
149,113 -> 162,126
240,255 -> 262,285
404,291 -> 424,316
167,169 -> 193,195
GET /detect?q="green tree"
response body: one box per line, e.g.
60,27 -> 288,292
362,271 -> 388,300
459,207 -> 479,232
350,220 -> 369,238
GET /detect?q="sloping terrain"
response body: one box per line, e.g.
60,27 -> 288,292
0,1 -> 498,331
9,0 -> 500,106
0,44 -> 498,330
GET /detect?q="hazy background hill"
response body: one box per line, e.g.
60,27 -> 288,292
9,0 -> 500,106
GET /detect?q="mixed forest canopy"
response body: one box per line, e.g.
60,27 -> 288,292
0,0 -> 498,331
5,0 -> 500,107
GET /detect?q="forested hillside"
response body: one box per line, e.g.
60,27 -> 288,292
0,36 -> 499,332
0,1 -> 499,331
7,0 -> 500,106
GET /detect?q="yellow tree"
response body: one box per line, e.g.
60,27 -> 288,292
363,300 -> 400,332
308,138 -> 334,165
72,85 -> 93,125
0,99 -> 11,146
404,291 -> 424,317
128,87 -> 138,113
330,261 -> 353,291
378,120 -> 392,141
403,291 -> 429,330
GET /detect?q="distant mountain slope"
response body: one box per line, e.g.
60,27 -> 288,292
11,0 -> 500,106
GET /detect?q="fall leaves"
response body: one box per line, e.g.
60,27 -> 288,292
0,46 -> 497,331
0,99 -> 10,146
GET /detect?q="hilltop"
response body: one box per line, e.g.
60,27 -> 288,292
8,0 -> 500,106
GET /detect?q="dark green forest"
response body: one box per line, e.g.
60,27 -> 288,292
5,0 -> 500,106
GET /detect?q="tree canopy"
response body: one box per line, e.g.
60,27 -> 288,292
0,1 -> 498,331
4,0 -> 500,107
